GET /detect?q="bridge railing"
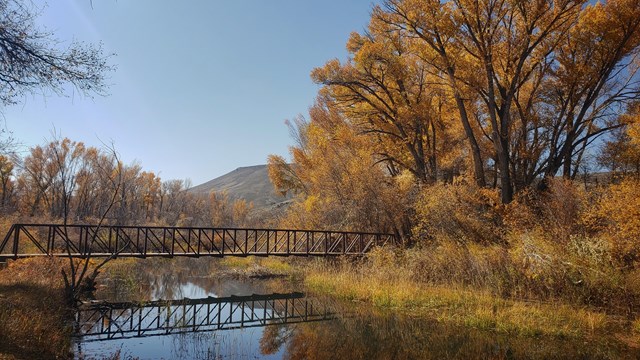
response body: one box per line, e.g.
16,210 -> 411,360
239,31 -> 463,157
0,224 -> 397,259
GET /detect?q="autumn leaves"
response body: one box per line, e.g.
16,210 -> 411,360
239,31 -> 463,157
270,0 -> 640,238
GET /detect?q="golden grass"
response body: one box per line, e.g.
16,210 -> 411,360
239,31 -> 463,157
220,256 -> 255,269
219,256 -> 293,277
260,257 -> 293,273
0,258 -> 72,359
633,318 -> 640,334
304,267 -> 610,338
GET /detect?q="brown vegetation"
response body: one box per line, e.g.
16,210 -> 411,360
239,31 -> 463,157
0,136 -> 259,229
0,258 -> 71,359
266,1 -> 640,328
297,178 -> 640,344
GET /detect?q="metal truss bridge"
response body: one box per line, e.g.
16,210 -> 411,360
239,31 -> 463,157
0,224 -> 397,259
74,292 -> 337,341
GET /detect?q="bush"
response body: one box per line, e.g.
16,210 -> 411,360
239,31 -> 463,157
585,178 -> 640,266
413,181 -> 502,244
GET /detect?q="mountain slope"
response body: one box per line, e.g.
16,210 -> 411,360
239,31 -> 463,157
189,165 -> 291,210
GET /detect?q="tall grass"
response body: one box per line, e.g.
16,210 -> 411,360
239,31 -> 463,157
303,252 -> 612,338
0,258 -> 72,359
300,178 -> 640,339
406,179 -> 640,312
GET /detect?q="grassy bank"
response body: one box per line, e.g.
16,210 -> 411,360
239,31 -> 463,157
299,242 -> 640,341
0,258 -> 72,359
304,265 -> 609,338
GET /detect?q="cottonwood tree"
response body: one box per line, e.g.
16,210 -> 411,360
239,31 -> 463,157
540,0 -> 640,180
312,20 -> 468,184
0,154 -> 13,210
60,145 -> 124,304
47,138 -> 86,222
269,97 -> 414,238
0,0 -> 112,106
598,103 -> 640,177
19,143 -> 56,216
73,147 -> 119,220
370,0 -> 640,203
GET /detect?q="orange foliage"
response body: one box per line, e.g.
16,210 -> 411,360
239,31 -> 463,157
586,178 -> 640,265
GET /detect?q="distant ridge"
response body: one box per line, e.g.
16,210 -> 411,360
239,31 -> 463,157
189,165 -> 291,210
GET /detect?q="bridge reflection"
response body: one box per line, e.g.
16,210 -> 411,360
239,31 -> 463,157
74,292 -> 337,341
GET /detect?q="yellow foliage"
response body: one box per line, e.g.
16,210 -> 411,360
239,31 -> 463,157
413,181 -> 501,244
303,194 -> 318,214
586,178 -> 640,264
269,97 -> 413,234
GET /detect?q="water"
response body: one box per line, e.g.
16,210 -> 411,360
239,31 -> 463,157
72,259 -> 640,359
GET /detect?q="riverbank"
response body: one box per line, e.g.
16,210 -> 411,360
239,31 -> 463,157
298,246 -> 640,346
0,258 -> 71,359
101,253 -> 639,341
2,250 -> 639,358
304,263 -> 610,338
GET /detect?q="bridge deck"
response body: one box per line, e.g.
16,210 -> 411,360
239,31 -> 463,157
0,224 -> 397,259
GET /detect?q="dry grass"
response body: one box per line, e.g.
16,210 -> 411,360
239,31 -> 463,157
406,178 -> 640,317
304,259 -> 611,338
219,256 -> 293,277
0,258 -> 72,359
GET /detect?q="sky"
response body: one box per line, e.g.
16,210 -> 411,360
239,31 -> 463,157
2,0 -> 378,185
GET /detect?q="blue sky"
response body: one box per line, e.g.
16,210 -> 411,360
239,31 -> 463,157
2,0 -> 377,185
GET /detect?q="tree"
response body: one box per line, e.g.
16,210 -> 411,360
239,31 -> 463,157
47,138 -> 86,222
0,0 -> 112,106
60,145 -> 124,304
19,143 -> 56,216
73,147 -> 119,220
269,97 -> 414,238
374,0 -> 640,203
312,23 -> 461,184
541,0 -> 640,180
0,154 -> 13,210
374,0 -> 492,188
598,103 -> 640,176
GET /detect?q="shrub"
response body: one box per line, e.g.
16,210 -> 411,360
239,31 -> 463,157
585,178 -> 640,266
413,181 -> 502,244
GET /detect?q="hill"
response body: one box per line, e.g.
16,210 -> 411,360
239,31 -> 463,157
188,165 -> 291,210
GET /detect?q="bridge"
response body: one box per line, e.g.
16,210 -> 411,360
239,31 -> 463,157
74,292 -> 337,341
0,224 -> 397,259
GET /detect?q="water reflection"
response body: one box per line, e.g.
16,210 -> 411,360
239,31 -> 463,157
74,292 -> 336,341
278,310 -> 640,360
97,258 -> 283,303
74,259 -> 640,359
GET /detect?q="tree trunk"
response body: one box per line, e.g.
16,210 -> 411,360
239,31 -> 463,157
495,135 -> 513,204
453,94 -> 486,187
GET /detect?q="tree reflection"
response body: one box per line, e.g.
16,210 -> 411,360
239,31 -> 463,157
259,324 -> 293,356
91,258 -> 638,359
277,310 -> 637,360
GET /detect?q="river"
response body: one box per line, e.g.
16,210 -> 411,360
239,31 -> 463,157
72,258 -> 640,359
